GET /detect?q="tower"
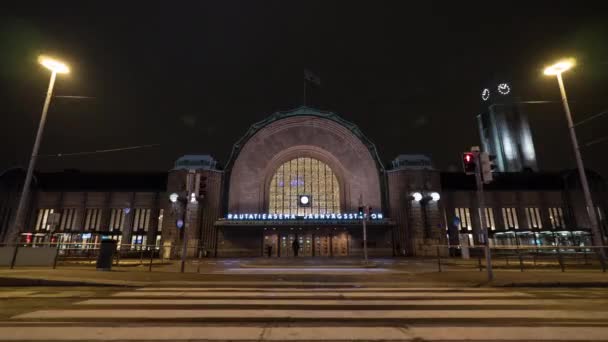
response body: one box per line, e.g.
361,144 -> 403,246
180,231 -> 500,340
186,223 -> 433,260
477,82 -> 538,172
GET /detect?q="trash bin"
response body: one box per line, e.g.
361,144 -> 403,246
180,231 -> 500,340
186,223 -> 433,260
96,239 -> 117,271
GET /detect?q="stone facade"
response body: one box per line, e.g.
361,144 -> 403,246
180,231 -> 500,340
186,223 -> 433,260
2,107 -> 607,257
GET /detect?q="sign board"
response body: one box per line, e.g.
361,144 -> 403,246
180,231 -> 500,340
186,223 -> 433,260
225,212 -> 384,221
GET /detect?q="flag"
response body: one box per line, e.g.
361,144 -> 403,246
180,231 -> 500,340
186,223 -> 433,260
304,69 -> 321,86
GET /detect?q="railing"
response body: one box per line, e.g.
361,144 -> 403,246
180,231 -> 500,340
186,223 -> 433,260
435,244 -> 607,273
0,242 -> 212,271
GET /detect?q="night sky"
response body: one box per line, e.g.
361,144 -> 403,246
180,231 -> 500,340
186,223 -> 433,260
1,1 -> 608,177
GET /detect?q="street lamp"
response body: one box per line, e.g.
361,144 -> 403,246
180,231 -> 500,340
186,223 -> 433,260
543,58 -> 606,260
8,55 -> 69,245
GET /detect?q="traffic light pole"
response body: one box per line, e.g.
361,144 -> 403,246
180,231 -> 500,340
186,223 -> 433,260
362,213 -> 368,264
475,152 -> 494,282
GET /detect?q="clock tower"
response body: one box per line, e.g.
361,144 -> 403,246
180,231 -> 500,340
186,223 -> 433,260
476,81 -> 538,172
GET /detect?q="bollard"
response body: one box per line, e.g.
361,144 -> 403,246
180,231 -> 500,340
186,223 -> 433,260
140,248 -> 144,265
517,249 -> 524,272
556,247 -> 565,272
436,246 -> 442,272
478,253 -> 483,272
9,243 -> 20,269
52,243 -> 61,269
583,248 -> 588,265
505,255 -> 509,266
197,248 -> 202,273
148,246 -> 154,272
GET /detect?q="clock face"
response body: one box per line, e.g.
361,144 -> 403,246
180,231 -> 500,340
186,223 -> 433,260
497,83 -> 511,95
298,195 -> 311,207
481,88 -> 490,101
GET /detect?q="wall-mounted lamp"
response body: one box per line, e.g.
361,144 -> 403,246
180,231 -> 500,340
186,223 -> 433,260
430,192 -> 441,202
411,192 -> 422,202
169,193 -> 179,203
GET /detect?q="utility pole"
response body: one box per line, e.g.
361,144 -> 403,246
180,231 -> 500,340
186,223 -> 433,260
472,147 -> 493,281
362,209 -> 368,264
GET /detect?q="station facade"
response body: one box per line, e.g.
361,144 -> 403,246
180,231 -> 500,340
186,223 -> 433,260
1,107 -> 607,256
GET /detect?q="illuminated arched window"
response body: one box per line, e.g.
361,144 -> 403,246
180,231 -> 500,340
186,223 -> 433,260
268,157 -> 340,215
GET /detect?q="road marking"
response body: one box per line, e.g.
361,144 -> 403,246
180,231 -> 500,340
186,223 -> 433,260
0,291 -> 37,298
77,298 -> 598,306
135,287 -> 504,292
1,326 -> 608,341
112,291 -> 533,298
13,309 -> 608,320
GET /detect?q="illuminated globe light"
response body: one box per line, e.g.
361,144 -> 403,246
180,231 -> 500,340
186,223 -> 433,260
431,192 -> 441,201
38,55 -> 70,74
544,58 -> 576,75
169,193 -> 179,203
481,88 -> 490,101
190,193 -> 197,203
300,195 -> 310,205
497,83 -> 511,95
412,192 -> 422,202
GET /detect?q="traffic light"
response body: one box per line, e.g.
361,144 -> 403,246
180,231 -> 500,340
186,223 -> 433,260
462,152 -> 476,175
480,152 -> 497,184
358,206 -> 364,218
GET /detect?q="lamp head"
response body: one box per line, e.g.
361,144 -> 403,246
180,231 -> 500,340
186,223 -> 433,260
169,193 -> 179,203
38,55 -> 70,74
544,58 -> 575,76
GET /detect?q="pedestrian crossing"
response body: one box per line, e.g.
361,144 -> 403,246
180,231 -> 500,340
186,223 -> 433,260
3,286 -> 608,341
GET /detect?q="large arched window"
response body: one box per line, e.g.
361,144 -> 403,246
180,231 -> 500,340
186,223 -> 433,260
268,157 -> 340,215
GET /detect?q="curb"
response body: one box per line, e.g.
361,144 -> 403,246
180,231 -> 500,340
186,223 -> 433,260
0,276 -> 136,288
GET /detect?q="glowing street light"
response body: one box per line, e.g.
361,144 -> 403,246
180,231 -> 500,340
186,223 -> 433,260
8,55 -> 70,249
38,55 -> 70,74
544,57 -> 606,262
543,58 -> 575,76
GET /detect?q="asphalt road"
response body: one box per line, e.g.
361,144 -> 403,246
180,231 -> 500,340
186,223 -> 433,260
2,283 -> 608,341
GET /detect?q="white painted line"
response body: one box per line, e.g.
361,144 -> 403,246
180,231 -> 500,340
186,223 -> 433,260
135,287 -> 504,292
0,291 -> 36,298
1,326 -> 608,341
77,298 -> 594,306
14,309 -> 608,320
112,291 -> 533,298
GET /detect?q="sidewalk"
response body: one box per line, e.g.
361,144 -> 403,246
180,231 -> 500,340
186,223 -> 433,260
1,261 -> 607,288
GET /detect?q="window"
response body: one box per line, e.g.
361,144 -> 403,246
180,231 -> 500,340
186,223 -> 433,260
454,208 -> 472,231
84,208 -> 102,231
548,207 -> 565,229
131,234 -> 147,250
109,208 -> 126,232
268,157 -> 340,216
157,209 -> 164,232
34,209 -> 55,231
479,207 -> 496,230
524,207 -> 542,229
59,208 -> 77,231
155,234 -> 162,249
502,207 -> 519,229
132,208 -> 151,232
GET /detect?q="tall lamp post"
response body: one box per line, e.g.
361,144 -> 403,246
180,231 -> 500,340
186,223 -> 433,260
544,58 -> 606,261
9,56 -> 69,243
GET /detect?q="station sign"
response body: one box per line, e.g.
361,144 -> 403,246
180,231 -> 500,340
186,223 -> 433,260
225,212 -> 384,220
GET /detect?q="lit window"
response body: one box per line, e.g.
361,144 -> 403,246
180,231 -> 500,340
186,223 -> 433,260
34,209 -> 54,231
502,208 -> 519,229
131,235 -> 147,250
84,208 -> 102,231
548,207 -> 565,229
132,208 -> 151,232
109,208 -> 126,232
454,208 -> 472,231
268,157 -> 340,215
157,209 -> 164,232
479,207 -> 496,230
59,208 -> 77,231
524,207 -> 542,229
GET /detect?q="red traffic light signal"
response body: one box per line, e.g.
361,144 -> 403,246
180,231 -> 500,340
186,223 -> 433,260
462,152 -> 476,175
